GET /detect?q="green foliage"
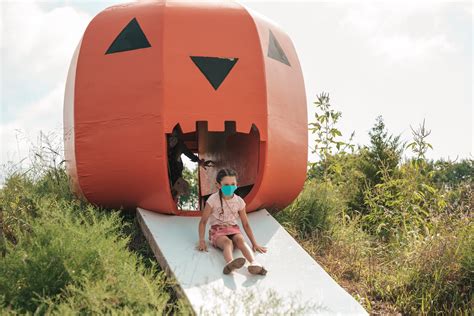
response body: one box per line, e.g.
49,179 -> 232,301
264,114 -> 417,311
406,119 -> 433,161
309,152 -> 369,214
275,180 -> 344,240
0,169 -> 81,246
360,119 -> 462,242
0,174 -> 37,247
362,163 -> 447,242
431,158 -> 474,189
301,108 -> 472,313
444,181 -> 473,216
0,185 -> 176,314
279,178 -> 472,314
370,213 -> 473,314
309,112 -> 405,215
308,92 -> 355,180
177,166 -> 199,210
359,116 -> 403,187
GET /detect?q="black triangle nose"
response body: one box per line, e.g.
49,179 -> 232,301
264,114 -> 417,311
190,56 -> 239,90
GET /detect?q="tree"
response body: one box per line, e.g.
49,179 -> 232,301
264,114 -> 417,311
360,116 -> 403,186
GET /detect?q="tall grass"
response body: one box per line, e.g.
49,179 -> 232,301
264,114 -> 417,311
275,180 -> 343,241
275,176 -> 473,314
1,200 -> 175,314
0,133 -> 186,314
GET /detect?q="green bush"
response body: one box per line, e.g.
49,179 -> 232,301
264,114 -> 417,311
361,162 -> 447,242
431,158 -> 474,189
0,173 -> 38,247
311,152 -> 369,214
359,116 -> 403,187
0,166 -> 81,247
275,180 -> 344,240
0,197 -> 175,314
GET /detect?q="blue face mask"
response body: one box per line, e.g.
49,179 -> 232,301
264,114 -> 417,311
221,184 -> 237,197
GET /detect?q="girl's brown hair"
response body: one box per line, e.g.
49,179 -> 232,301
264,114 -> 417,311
216,168 -> 238,215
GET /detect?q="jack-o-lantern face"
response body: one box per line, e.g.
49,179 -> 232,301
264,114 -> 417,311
64,0 -> 307,215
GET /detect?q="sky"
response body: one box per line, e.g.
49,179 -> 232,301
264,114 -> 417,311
0,0 -> 473,183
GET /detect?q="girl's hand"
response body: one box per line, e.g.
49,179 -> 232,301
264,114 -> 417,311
197,240 -> 208,252
252,244 -> 267,253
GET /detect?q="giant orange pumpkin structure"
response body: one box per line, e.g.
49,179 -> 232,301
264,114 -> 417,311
63,0 -> 307,216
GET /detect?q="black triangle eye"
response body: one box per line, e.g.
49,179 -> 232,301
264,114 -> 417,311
190,56 -> 238,90
268,30 -> 290,66
106,17 -> 151,54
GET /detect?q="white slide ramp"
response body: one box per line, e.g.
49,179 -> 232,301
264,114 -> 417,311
137,207 -> 368,315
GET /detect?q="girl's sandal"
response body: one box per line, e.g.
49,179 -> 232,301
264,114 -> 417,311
223,257 -> 246,274
248,264 -> 268,275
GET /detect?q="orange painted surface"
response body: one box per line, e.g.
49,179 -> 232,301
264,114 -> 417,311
64,0 -> 307,215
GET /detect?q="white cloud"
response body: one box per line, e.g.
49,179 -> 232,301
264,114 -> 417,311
372,34 -> 455,64
2,0 -> 90,120
340,2 -> 458,64
2,1 -> 89,75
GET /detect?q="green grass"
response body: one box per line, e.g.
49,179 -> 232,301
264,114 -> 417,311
276,177 -> 473,314
0,167 -> 187,315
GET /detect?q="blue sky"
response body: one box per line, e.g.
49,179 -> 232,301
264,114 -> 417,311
1,0 -> 472,182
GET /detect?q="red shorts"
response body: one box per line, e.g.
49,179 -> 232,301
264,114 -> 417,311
208,224 -> 242,248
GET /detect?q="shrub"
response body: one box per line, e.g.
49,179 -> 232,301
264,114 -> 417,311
362,163 -> 447,242
431,158 -> 474,189
359,116 -> 403,188
317,152 -> 369,214
275,180 -> 344,240
0,198 -> 175,314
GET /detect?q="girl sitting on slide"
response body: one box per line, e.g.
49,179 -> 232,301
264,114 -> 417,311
197,168 -> 268,275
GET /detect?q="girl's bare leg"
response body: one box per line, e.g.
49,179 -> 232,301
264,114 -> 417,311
215,236 -> 234,263
231,234 -> 255,263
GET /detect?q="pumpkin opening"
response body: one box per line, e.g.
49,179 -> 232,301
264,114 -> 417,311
167,121 -> 260,212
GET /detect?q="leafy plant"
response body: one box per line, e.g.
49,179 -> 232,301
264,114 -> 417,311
360,116 -> 403,187
177,166 -> 199,210
308,92 -> 355,181
276,180 -> 344,240
406,119 -> 432,162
